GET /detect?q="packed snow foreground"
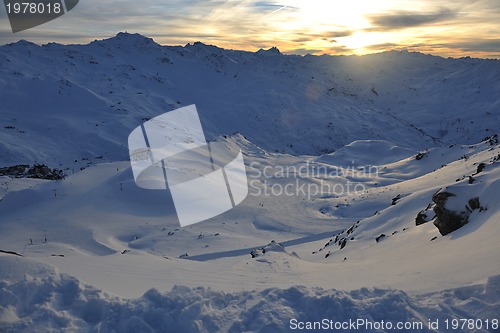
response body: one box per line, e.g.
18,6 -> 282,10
0,33 -> 499,332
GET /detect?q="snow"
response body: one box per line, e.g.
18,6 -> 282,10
315,140 -> 415,167
0,33 -> 499,332
1,255 -> 499,333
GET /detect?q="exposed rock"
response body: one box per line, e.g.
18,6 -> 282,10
475,163 -> 486,175
375,234 -> 386,243
433,191 -> 455,207
0,164 -> 28,177
416,211 -> 429,226
432,191 -> 483,236
416,203 -> 436,226
0,163 -> 65,180
391,194 -> 401,205
433,192 -> 467,235
415,151 -> 428,160
467,197 -> 482,211
0,249 -> 23,257
339,238 -> 347,249
313,222 -> 360,256
483,134 -> 498,146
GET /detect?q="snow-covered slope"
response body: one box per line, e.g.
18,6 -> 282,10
0,34 -> 499,332
0,135 -> 499,331
1,256 -> 498,333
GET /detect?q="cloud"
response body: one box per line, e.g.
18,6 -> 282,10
363,42 -> 401,51
453,39 -> 500,53
367,8 -> 457,31
0,0 -> 272,46
284,48 -> 322,55
465,0 -> 500,10
322,30 -> 353,38
288,31 -> 351,44
358,39 -> 500,59
319,45 -> 354,55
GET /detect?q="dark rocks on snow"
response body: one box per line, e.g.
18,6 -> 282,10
415,151 -> 428,160
415,211 -> 429,226
0,164 -> 28,177
339,238 -> 347,249
433,192 -> 467,236
467,197 -> 482,211
391,194 -> 401,205
0,164 -> 65,180
0,249 -> 22,257
474,163 -> 486,175
483,134 -> 498,146
432,190 -> 483,236
415,202 -> 436,226
375,234 -> 386,243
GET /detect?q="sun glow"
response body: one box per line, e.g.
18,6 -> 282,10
264,0 -> 406,53
259,0 -> 480,56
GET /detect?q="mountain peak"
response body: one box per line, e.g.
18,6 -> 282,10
115,32 -> 153,41
184,41 -> 223,53
256,46 -> 282,56
97,32 -> 159,48
6,39 -> 39,48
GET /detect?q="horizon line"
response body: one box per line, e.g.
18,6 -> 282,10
2,32 -> 499,60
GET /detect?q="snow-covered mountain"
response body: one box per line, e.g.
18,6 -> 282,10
1,32 -> 499,168
0,33 -> 499,332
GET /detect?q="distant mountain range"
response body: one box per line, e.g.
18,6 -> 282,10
1,32 -> 499,169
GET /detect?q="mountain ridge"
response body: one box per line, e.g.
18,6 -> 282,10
1,32 -> 499,170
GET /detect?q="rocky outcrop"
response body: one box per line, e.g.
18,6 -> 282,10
375,234 -> 386,243
415,151 -> 428,160
483,134 -> 498,146
415,203 -> 436,226
0,164 -> 65,180
432,190 -> 483,235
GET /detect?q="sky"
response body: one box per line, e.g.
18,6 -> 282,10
0,0 -> 499,58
